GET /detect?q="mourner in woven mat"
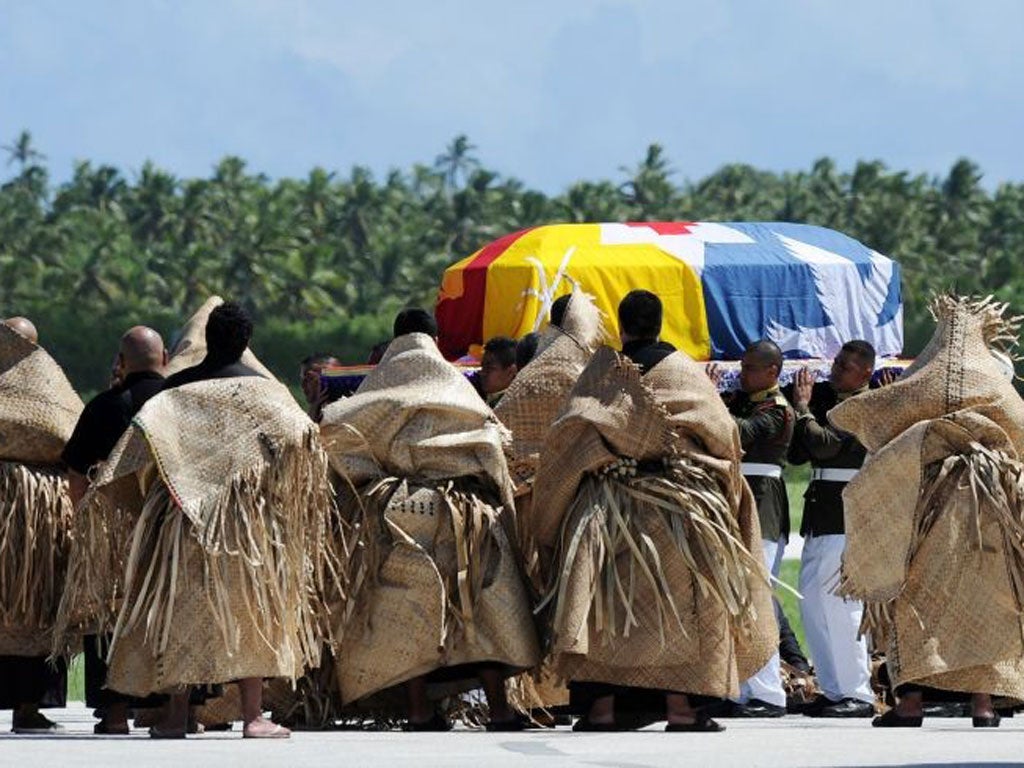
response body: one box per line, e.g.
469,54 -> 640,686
493,290 -> 606,712
58,302 -> 334,739
494,291 -> 606,579
320,307 -> 540,732
0,319 -> 82,733
477,336 -> 519,407
61,326 -> 168,735
831,295 -> 1024,729
787,340 -> 877,719
710,340 -> 793,717
531,290 -> 776,732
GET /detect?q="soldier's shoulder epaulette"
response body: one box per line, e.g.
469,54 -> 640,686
755,393 -> 790,412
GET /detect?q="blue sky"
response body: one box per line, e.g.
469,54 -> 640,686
2,0 -> 1022,191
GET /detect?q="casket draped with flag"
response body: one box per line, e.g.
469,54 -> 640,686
436,222 -> 903,361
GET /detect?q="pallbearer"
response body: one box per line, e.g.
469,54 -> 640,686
789,341 -> 877,718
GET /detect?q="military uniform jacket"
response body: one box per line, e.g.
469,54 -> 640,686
729,384 -> 793,543
788,381 -> 867,537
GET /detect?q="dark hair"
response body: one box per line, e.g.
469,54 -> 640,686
618,290 -> 662,339
393,307 -> 438,338
744,339 -> 783,371
550,295 -> 572,328
515,332 -> 540,369
205,302 -> 253,363
483,336 -> 517,368
841,339 -> 876,369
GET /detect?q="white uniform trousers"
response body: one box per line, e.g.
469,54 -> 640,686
799,533 -> 873,704
736,536 -> 787,707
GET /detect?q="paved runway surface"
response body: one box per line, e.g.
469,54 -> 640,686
2,704 -> 1023,767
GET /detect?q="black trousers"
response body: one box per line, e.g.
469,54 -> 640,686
0,655 -> 67,710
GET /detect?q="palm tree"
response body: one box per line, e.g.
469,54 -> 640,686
2,130 -> 46,169
620,144 -> 676,220
435,134 -> 480,191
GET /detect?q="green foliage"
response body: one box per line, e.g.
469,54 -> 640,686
3,129 -> 1023,393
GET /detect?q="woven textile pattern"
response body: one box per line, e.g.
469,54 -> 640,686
0,328 -> 80,657
835,296 -> 1024,696
60,377 -> 334,695
320,333 -> 540,707
532,347 -> 775,697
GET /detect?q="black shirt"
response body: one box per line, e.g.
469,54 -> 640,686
788,381 -> 869,537
621,339 -> 676,375
61,371 -> 166,475
161,357 -> 261,390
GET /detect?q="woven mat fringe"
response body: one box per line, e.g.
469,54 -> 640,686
543,456 -> 766,651
105,432 -> 337,674
849,441 -> 1024,649
51,491 -> 136,654
0,462 -> 72,632
907,442 -> 1024,632
928,294 -> 1022,358
338,476 -> 501,654
265,660 -> 344,729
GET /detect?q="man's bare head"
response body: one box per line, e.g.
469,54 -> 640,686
119,326 -> 167,375
3,316 -> 38,344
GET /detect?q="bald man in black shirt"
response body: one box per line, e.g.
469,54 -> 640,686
62,325 -> 168,734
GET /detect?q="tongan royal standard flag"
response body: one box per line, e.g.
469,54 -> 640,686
436,222 -> 903,361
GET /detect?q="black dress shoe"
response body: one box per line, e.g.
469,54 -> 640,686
815,697 -> 875,718
732,699 -> 787,718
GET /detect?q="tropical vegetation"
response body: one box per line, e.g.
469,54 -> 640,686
2,130 -> 1021,394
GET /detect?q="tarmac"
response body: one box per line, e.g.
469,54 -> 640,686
2,704 -> 1023,767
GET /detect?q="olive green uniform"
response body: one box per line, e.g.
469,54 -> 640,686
729,385 -> 794,542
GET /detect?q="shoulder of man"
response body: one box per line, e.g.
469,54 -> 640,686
126,374 -> 166,412
754,391 -> 792,415
81,384 -> 130,420
727,390 -> 752,416
161,365 -> 198,390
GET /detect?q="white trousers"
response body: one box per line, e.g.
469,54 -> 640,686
737,537 -> 786,707
799,534 -> 873,704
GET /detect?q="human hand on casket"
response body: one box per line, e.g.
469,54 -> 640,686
705,362 -> 724,388
793,367 -> 814,408
877,367 -> 898,387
